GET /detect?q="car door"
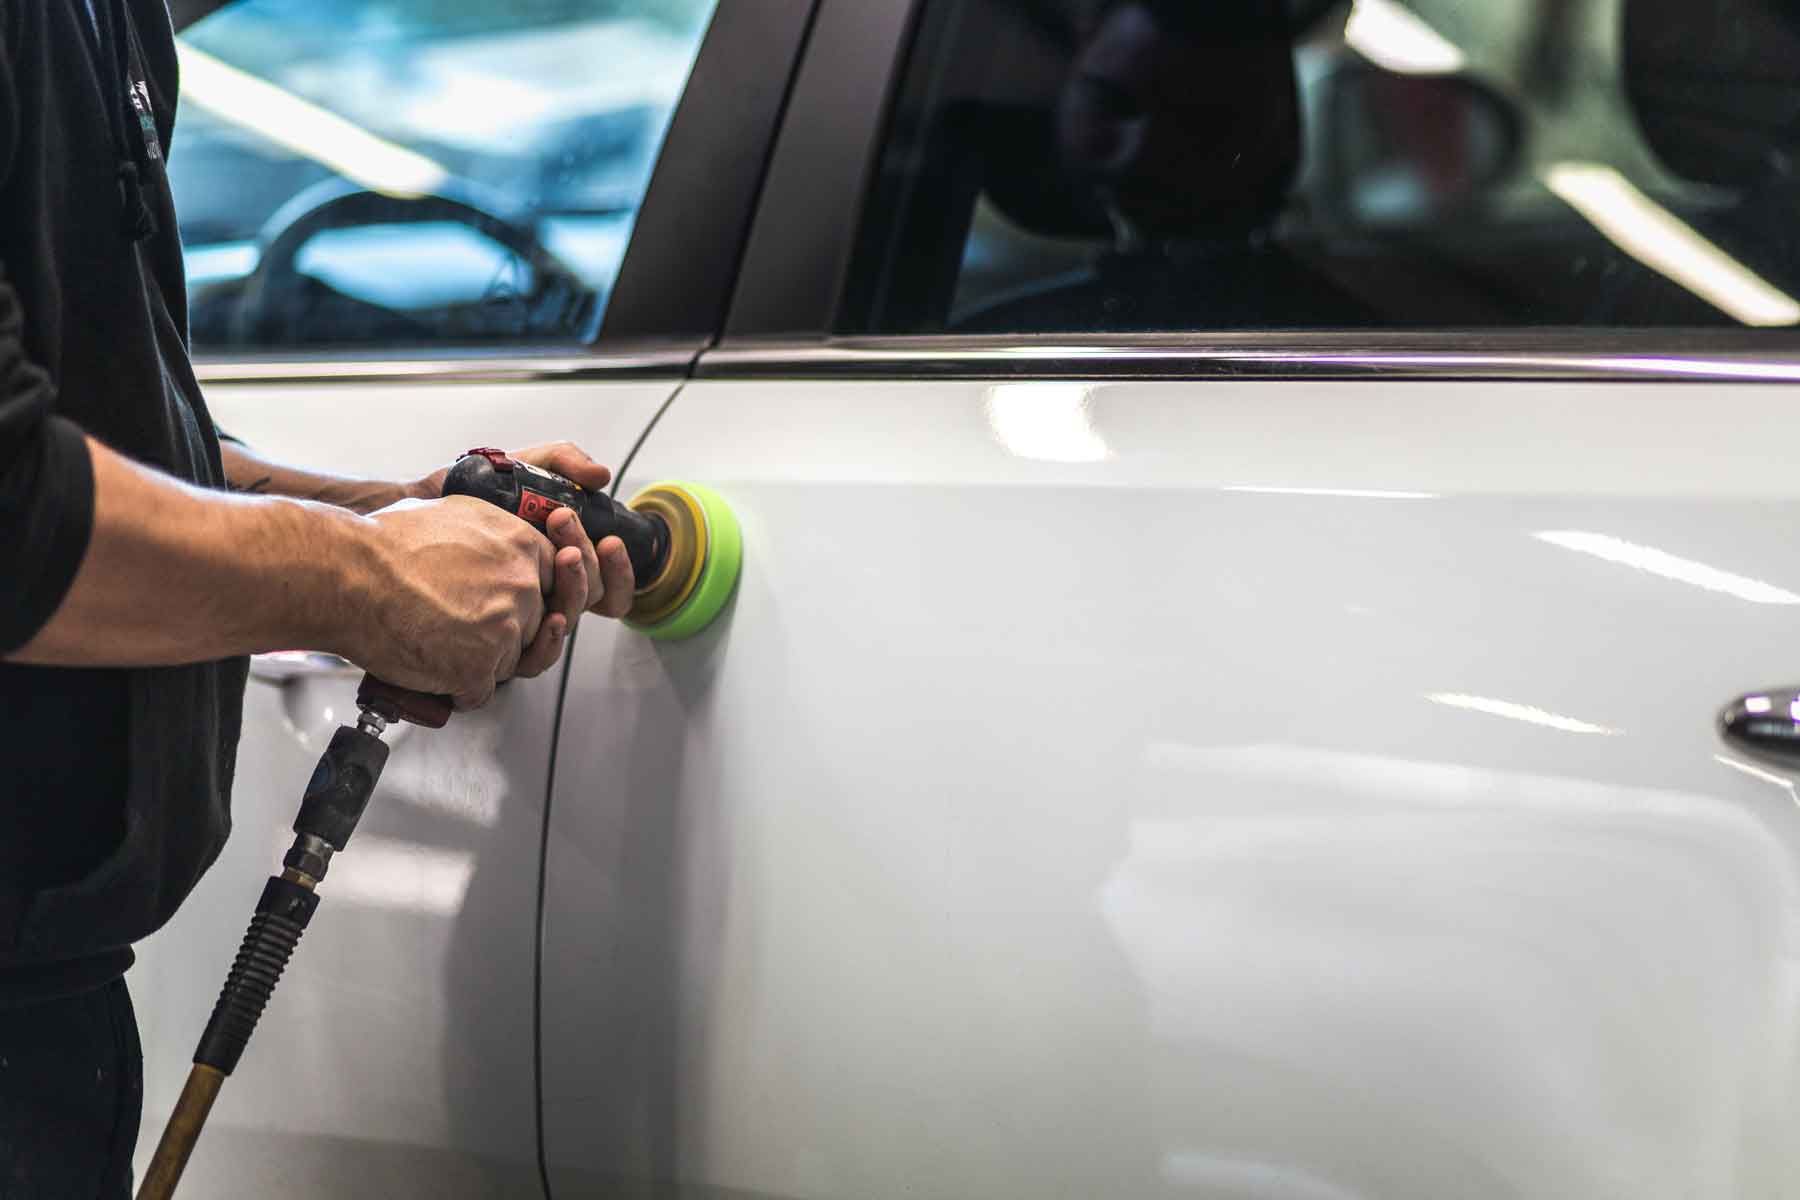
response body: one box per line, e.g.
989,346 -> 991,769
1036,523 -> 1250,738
540,0 -> 1800,1197
128,0 -> 812,1193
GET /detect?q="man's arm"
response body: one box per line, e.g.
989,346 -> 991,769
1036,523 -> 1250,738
14,435 -> 395,668
218,440 -> 424,514
7,435 -> 595,708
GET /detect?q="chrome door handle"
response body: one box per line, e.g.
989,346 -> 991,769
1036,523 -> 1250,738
248,651 -> 360,685
1719,687 -> 1800,767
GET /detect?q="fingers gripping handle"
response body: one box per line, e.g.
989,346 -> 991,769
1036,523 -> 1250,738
444,448 -> 671,580
358,448 -> 668,728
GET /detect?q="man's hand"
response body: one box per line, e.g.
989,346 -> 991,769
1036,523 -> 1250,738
413,441 -> 637,623
354,496 -> 557,710
217,438 -> 636,625
220,437 -> 637,699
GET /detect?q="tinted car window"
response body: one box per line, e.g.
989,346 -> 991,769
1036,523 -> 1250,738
842,0 -> 1800,334
171,0 -> 719,352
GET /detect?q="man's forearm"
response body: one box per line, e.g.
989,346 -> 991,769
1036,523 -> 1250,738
7,436 -> 381,667
221,440 -> 426,515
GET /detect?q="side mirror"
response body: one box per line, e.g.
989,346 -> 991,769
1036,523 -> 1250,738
1319,66 -> 1521,229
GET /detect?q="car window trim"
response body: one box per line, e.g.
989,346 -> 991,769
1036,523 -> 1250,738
601,0 -> 824,344
194,341 -> 701,386
697,331 -> 1800,383
721,0 -> 921,339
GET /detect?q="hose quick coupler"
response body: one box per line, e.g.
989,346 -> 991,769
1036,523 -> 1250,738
294,725 -> 390,851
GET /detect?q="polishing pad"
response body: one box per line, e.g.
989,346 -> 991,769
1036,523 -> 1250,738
622,481 -> 742,640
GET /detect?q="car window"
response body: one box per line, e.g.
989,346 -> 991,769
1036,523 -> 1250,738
841,0 -> 1800,334
171,0 -> 719,353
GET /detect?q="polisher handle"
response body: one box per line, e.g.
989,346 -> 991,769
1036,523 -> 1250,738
356,675 -> 453,729
357,448 -> 670,729
444,448 -> 670,582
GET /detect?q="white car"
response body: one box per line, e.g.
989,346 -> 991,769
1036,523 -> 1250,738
137,0 -> 1800,1196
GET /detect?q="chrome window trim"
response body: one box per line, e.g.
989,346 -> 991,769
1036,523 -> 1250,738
194,343 -> 700,386
697,333 -> 1800,383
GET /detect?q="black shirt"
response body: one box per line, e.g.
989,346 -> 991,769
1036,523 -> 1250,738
0,0 -> 246,1002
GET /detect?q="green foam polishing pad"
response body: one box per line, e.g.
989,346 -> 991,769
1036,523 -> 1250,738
623,481 -> 742,641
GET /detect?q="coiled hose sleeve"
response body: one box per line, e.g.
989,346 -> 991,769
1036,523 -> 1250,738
193,876 -> 320,1074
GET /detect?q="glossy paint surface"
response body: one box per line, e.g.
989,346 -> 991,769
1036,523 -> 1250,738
543,377 -> 1800,1199
131,379 -> 675,1194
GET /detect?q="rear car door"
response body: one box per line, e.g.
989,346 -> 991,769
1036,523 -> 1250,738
128,1 -> 810,1192
541,0 -> 1800,1196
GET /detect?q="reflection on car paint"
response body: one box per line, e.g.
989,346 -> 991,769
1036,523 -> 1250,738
984,383 -> 1111,463
1535,531 -> 1800,605
1424,692 -> 1617,736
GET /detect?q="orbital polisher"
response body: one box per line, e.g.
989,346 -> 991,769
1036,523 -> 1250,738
137,449 -> 741,1200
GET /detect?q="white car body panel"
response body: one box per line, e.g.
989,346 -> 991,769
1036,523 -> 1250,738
541,377 -> 1800,1199
131,379 -> 677,1194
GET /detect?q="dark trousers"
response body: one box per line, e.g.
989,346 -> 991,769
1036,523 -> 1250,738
0,979 -> 141,1198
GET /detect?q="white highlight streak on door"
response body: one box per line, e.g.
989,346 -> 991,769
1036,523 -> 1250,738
1222,485 -> 1437,500
1536,530 -> 1800,604
1426,693 -> 1616,735
984,383 -> 1111,463
1714,755 -> 1800,798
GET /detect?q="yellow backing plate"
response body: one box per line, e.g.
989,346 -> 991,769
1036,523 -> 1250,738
626,484 -> 709,626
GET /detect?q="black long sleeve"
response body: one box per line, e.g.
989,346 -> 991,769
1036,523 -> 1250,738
0,269 -> 96,652
0,7 -> 96,653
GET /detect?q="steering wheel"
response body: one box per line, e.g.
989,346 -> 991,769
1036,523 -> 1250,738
231,179 -> 596,346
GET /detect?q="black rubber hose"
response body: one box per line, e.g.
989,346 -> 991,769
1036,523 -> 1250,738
193,876 -> 320,1075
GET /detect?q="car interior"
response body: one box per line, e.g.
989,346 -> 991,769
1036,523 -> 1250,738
841,0 -> 1800,335
171,0 -> 700,351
